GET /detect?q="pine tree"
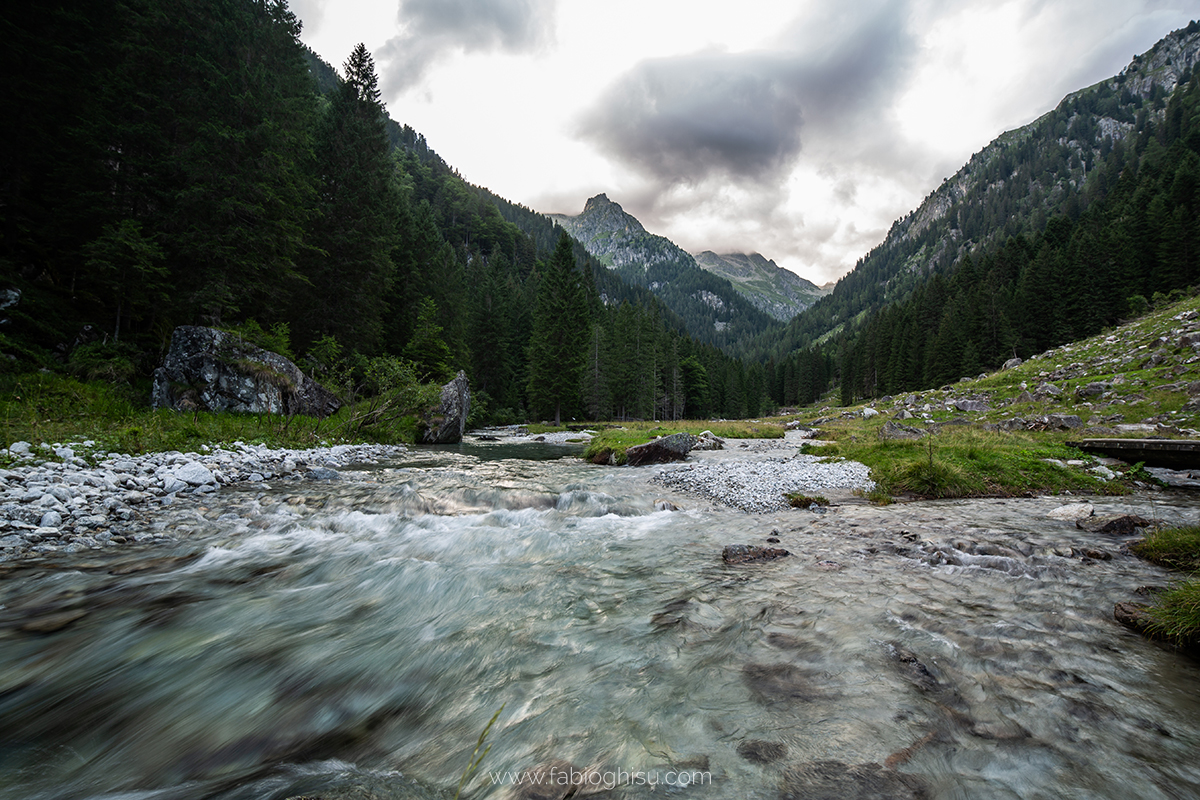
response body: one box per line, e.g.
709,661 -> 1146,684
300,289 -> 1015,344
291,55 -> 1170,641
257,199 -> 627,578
527,233 -> 588,425
296,42 -> 397,352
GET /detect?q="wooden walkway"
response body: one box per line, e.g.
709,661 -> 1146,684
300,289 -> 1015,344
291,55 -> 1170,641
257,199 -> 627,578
1066,438 -> 1200,470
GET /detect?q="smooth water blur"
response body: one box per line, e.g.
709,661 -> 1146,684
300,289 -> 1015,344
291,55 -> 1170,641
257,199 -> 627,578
1,446 -> 1198,800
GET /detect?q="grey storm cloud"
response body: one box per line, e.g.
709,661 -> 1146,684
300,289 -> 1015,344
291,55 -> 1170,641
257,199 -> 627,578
576,3 -> 917,188
378,0 -> 555,94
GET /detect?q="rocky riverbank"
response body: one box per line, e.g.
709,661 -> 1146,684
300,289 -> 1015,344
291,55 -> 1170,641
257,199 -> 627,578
0,440 -> 408,562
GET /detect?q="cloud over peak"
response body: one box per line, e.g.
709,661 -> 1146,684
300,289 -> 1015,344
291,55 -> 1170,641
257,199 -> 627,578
378,0 -> 555,95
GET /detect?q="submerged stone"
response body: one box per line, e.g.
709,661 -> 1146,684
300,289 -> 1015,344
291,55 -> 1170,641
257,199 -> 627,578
723,544 -> 791,564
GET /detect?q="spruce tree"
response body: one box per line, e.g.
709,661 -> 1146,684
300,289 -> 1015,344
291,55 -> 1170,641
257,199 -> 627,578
527,233 -> 588,425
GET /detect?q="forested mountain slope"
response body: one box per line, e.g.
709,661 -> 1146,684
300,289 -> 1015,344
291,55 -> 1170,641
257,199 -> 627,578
0,0 -> 771,424
766,22 -> 1200,361
759,21 -> 1200,409
692,251 -> 829,321
549,195 -> 781,353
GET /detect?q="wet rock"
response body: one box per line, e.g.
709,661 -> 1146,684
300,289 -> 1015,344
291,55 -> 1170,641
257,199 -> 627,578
1047,503 -> 1094,521
743,663 -> 821,703
653,499 -> 679,511
723,545 -> 791,564
779,760 -> 926,800
1114,601 -> 1156,636
814,560 -> 843,571
508,760 -> 600,800
889,645 -> 940,693
625,433 -> 698,466
738,739 -> 788,764
1076,514 -> 1151,534
1079,547 -> 1112,560
17,608 -> 88,633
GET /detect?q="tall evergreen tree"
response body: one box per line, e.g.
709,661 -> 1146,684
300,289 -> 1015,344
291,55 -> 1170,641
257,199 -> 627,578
296,42 -> 397,352
527,233 -> 588,425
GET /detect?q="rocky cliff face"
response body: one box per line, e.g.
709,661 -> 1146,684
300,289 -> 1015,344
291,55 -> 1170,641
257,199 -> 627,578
693,251 -> 830,321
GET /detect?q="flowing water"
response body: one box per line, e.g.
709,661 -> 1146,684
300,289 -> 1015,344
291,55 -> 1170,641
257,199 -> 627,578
2,442 -> 1199,800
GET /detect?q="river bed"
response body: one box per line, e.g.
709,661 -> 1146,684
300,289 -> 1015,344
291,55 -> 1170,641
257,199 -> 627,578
1,441 -> 1198,799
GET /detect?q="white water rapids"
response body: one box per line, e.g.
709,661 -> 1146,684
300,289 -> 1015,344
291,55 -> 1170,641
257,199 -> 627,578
0,440 -> 1197,799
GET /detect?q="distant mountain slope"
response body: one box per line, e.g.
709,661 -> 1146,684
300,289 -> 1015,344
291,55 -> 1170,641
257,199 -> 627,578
548,194 -> 779,353
769,21 -> 1200,358
693,251 -> 829,321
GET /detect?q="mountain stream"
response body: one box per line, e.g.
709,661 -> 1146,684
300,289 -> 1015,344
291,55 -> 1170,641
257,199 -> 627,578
1,441 -> 1198,799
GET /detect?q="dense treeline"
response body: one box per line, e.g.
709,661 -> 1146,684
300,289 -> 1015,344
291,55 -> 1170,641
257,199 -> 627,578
832,65 -> 1200,404
0,0 -> 765,423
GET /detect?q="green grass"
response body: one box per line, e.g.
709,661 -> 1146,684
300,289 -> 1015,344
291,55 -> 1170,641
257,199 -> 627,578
1141,580 -> 1200,645
785,493 -> 829,509
582,420 -> 784,465
810,420 -> 1111,499
1132,525 -> 1200,572
1130,526 -> 1200,646
0,372 -> 421,457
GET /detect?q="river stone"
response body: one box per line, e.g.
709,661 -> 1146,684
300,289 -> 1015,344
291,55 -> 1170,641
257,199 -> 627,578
694,430 -> 725,450
779,760 -> 926,800
625,432 -> 698,467
1114,601 -> 1156,636
1077,514 -> 1151,534
743,662 -> 821,703
174,462 -> 216,486
39,510 -> 63,528
1047,503 -> 1094,521
7,441 -> 32,456
723,544 -> 791,564
738,739 -> 788,764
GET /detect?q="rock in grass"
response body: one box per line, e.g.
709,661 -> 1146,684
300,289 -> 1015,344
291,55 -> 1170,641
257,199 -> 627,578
723,544 -> 790,564
625,432 -> 698,466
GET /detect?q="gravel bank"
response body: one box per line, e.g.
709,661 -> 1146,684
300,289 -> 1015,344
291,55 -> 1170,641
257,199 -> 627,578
652,453 -> 876,512
0,440 -> 408,562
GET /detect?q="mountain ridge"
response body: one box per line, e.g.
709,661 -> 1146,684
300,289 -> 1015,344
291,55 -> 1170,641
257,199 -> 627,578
548,194 -> 780,352
692,250 -> 830,321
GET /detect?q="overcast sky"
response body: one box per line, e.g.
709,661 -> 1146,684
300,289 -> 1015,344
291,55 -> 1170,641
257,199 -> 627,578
293,0 -> 1200,284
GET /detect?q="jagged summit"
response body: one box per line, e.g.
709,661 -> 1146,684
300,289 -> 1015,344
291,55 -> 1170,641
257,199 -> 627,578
546,195 -> 779,348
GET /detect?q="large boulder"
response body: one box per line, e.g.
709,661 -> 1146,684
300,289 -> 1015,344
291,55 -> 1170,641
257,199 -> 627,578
625,432 -> 698,466
151,326 -> 340,417
418,371 -> 470,444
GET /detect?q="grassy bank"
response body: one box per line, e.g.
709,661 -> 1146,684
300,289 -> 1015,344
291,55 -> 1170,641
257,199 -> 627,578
0,372 -> 424,461
795,418 -> 1115,500
582,420 -> 784,464
1131,526 -> 1200,646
